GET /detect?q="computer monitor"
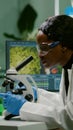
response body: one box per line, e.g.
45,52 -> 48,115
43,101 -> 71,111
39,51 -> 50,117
6,41 -> 43,74
6,40 -> 61,92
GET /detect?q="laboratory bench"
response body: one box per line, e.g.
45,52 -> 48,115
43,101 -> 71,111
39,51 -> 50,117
0,116 -> 48,130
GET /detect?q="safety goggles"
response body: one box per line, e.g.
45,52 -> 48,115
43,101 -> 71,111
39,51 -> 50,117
37,41 -> 60,54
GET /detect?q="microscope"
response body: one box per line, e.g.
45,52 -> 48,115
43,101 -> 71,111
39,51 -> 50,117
2,56 -> 38,120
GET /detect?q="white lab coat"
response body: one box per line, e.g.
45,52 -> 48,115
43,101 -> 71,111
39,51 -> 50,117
20,65 -> 73,130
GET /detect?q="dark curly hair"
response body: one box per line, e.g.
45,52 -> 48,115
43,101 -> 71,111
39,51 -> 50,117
39,15 -> 73,50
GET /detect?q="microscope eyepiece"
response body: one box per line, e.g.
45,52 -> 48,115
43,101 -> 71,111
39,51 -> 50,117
15,56 -> 33,71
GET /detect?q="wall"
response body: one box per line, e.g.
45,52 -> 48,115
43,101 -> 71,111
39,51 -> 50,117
29,0 -> 54,28
0,0 -> 20,72
60,0 -> 71,14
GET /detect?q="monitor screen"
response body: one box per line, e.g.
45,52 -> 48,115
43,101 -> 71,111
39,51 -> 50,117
6,40 -> 61,92
6,41 -> 42,74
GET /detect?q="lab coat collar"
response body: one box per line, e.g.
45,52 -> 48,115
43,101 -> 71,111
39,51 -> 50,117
63,54 -> 73,69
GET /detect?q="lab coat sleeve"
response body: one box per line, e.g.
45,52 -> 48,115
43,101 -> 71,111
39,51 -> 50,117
19,89 -> 63,129
19,96 -> 73,130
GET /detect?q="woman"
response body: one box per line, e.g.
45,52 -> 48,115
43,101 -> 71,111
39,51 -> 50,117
0,15 -> 73,130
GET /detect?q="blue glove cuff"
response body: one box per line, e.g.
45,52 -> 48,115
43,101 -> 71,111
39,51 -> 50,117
12,98 -> 27,115
32,86 -> 38,102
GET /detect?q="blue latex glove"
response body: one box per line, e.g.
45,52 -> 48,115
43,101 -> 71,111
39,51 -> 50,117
0,92 -> 27,115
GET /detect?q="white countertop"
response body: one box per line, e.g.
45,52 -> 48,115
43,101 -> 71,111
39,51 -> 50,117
0,116 -> 48,130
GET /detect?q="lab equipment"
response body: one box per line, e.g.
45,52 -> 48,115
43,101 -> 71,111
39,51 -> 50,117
2,55 -> 37,101
1,56 -> 38,120
0,98 -> 4,115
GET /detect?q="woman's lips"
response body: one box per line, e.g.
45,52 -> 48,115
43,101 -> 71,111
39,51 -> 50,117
42,60 -> 46,64
40,58 -> 50,68
39,56 -> 48,67
41,59 -> 47,66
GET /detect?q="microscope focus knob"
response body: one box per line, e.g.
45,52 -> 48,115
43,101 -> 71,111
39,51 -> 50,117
25,94 -> 33,102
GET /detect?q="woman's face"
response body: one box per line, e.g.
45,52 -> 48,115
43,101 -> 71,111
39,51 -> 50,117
36,31 -> 64,68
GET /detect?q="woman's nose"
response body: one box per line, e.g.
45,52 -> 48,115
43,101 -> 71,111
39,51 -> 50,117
39,50 -> 48,57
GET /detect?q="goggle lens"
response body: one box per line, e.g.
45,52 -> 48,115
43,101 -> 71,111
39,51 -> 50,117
38,41 -> 60,52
